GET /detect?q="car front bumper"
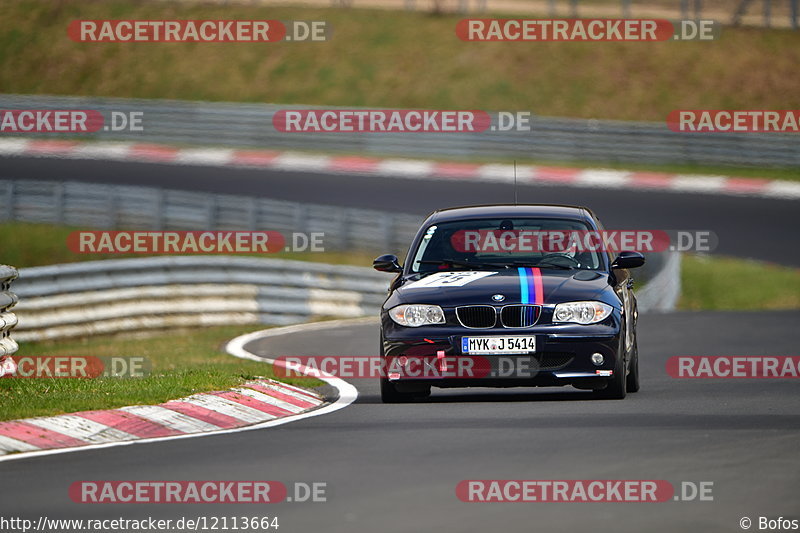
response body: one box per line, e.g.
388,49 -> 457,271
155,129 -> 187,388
381,316 -> 623,390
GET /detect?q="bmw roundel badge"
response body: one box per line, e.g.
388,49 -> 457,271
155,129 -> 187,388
491,294 -> 505,302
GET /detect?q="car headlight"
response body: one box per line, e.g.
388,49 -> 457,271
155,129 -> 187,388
389,304 -> 445,327
553,301 -> 613,324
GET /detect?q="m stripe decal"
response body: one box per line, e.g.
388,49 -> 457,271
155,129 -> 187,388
517,267 -> 530,304
531,267 -> 544,305
518,267 -> 544,305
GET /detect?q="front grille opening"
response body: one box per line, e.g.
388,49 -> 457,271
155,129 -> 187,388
536,352 -> 574,370
500,305 -> 540,328
456,306 -> 496,328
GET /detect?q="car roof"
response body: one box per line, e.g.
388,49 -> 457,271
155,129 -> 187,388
425,204 -> 595,224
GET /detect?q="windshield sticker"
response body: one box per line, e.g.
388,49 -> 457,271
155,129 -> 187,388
404,271 -> 497,289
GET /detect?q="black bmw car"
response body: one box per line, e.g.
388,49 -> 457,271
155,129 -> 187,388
373,204 -> 645,402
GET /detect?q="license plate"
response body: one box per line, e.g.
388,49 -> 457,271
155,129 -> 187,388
461,336 -> 536,355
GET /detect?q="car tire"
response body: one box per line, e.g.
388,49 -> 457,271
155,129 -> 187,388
626,337 -> 640,393
380,377 -> 421,403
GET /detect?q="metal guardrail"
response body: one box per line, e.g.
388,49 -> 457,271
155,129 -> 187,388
11,251 -> 680,341
635,250 -> 681,312
13,256 -> 391,341
0,179 -> 423,254
0,265 -> 20,357
1,94 -> 797,168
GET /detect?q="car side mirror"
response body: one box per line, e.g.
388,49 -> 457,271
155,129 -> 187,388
373,254 -> 403,273
611,251 -> 645,269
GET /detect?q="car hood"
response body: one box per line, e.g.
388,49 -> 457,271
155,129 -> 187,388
393,268 -> 615,308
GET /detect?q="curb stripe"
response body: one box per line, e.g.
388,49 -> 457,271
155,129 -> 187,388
180,395 -> 277,424
160,400 -> 246,429
246,382 -> 319,408
1,137 -> 796,200
214,390 -> 295,417
0,421 -> 87,449
0,434 -> 39,453
230,388 -> 305,414
119,405 -> 222,433
230,150 -> 281,166
269,381 -> 324,401
24,416 -> 138,444
0,379 -> 322,457
75,410 -> 181,439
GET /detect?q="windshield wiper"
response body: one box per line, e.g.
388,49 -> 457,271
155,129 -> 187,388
503,260 -> 575,270
417,259 -> 500,270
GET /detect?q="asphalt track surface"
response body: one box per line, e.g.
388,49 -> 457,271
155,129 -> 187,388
2,155 -> 799,266
1,311 -> 798,533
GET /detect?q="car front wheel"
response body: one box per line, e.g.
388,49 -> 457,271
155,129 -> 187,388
380,377 -> 424,403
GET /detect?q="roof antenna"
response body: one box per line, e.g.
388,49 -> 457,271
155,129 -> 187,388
513,160 -> 518,205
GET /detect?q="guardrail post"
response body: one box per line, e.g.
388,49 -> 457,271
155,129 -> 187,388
154,188 -> 165,230
54,181 -> 65,226
792,0 -> 799,29
107,187 -> 119,229
206,194 -> 217,231
621,0 -> 631,18
0,265 -> 20,374
247,197 -> 258,230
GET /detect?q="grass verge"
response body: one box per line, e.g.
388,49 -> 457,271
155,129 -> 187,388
1,1 -> 798,122
0,325 -> 325,422
1,222 -> 378,268
679,254 -> 800,310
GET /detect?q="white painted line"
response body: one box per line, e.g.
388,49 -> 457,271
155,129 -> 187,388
376,159 -> 434,177
763,180 -> 800,200
0,138 -> 31,155
71,143 -> 133,160
576,169 -> 632,188
0,318 -> 365,463
119,405 -> 221,433
174,148 -> 234,166
670,175 -> 728,193
180,395 -> 276,424
0,434 -> 40,453
25,415 -> 136,444
272,152 -> 331,171
476,164 -> 519,182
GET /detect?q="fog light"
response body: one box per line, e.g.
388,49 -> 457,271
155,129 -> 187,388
591,353 -> 604,366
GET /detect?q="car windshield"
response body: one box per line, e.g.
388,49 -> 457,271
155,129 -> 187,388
409,217 -> 603,274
